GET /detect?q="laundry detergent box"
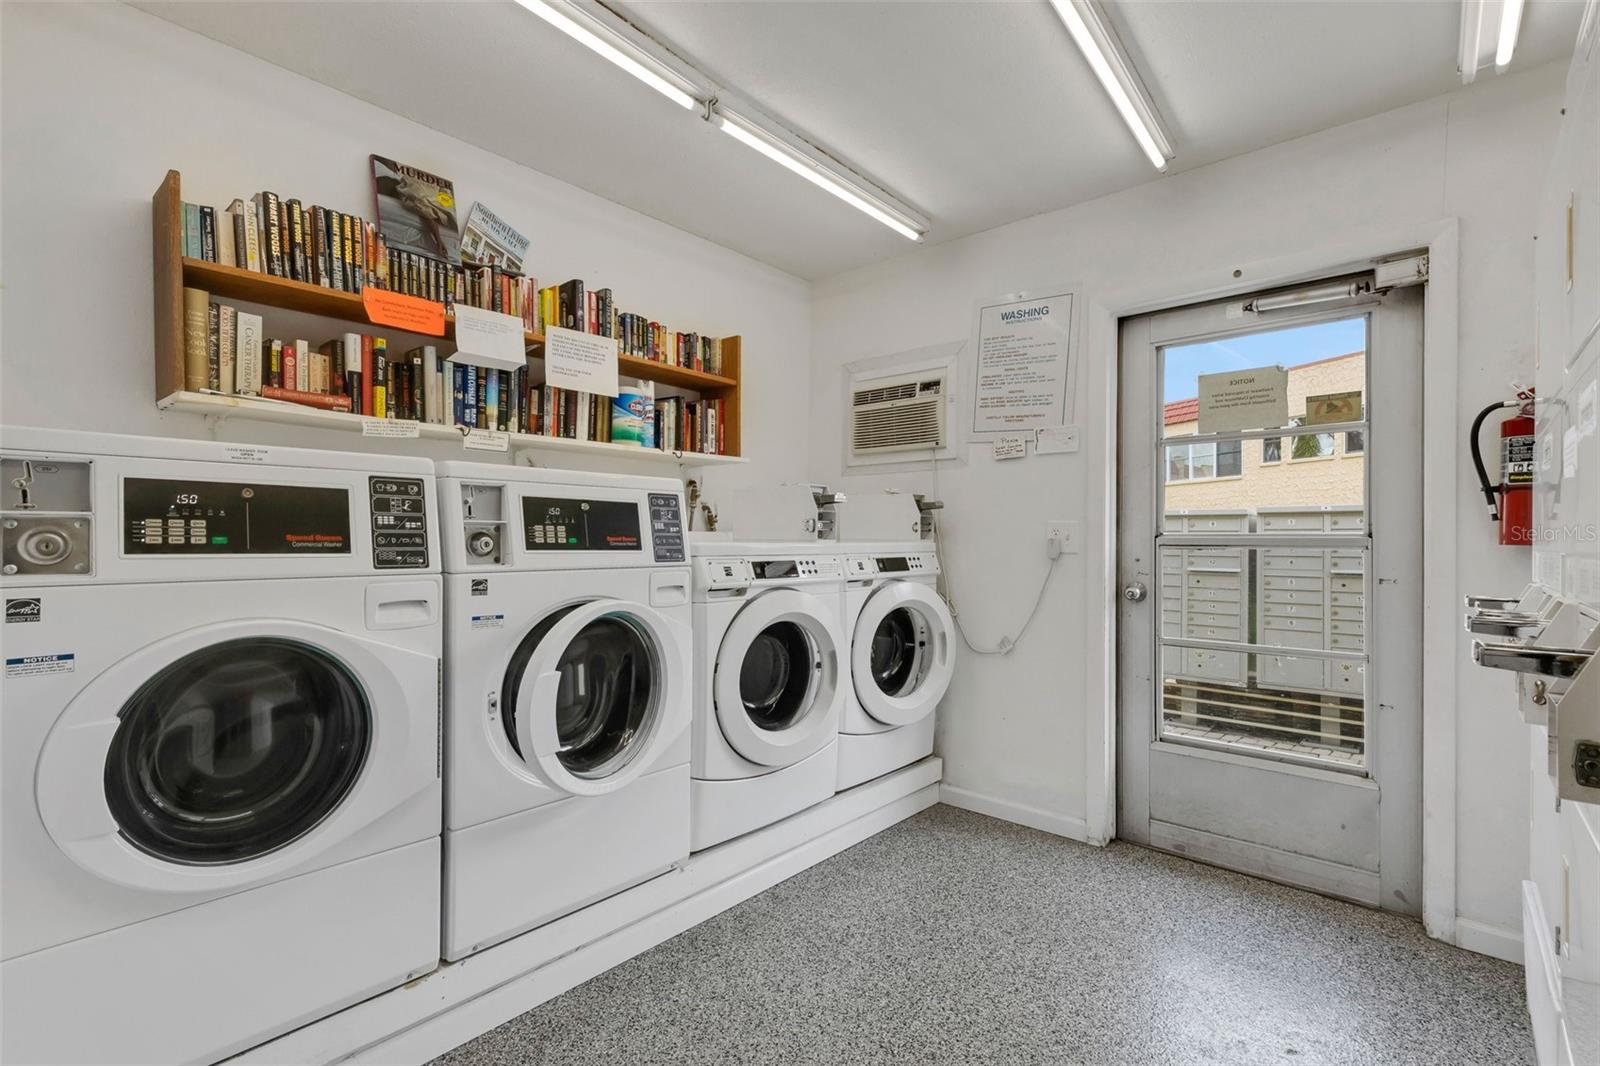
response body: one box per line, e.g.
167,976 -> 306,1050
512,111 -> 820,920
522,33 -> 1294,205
613,378 -> 656,447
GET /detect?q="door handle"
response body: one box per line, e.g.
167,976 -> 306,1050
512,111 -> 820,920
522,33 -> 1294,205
1123,582 -> 1148,603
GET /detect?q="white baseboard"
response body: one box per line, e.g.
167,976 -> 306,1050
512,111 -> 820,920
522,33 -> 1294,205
1454,916 -> 1523,964
227,758 -> 942,1066
938,784 -> 1090,842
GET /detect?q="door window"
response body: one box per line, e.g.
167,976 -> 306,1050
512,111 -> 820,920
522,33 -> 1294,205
502,606 -> 658,779
103,638 -> 370,865
870,607 -> 926,697
740,621 -> 818,731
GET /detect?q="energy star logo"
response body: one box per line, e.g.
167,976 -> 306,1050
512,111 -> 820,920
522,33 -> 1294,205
5,598 -> 41,623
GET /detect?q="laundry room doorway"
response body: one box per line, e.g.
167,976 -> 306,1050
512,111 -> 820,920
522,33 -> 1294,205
1114,276 -> 1424,913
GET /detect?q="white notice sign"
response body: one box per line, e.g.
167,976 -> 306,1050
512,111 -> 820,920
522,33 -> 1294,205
1197,366 -> 1288,433
973,292 -> 1073,433
451,305 -> 527,372
545,325 -> 619,397
993,435 -> 1028,460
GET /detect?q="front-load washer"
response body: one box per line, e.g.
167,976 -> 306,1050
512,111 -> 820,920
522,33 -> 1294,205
838,544 -> 954,790
0,428 -> 441,1066
691,541 -> 844,851
435,463 -> 691,961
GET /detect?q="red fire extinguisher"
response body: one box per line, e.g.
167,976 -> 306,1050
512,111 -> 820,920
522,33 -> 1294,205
1470,388 -> 1535,546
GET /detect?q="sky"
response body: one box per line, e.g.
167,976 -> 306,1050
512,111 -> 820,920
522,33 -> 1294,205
1162,316 -> 1366,403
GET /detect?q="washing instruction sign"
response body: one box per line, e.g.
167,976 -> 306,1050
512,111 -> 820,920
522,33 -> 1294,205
972,291 -> 1073,433
6,653 -> 74,678
1197,366 -> 1288,433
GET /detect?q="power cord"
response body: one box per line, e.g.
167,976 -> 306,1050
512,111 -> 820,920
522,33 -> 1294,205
927,442 -> 1063,656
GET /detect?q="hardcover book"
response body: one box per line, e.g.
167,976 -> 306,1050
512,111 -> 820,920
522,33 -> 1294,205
371,154 -> 461,265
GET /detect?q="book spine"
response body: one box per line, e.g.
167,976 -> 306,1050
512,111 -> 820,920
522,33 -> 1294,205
327,210 -> 345,292
475,368 -> 487,429
341,214 -> 356,294
242,201 -> 261,272
286,199 -> 306,281
464,364 -> 477,429
360,335 -> 374,416
217,305 -> 236,394
282,341 -> 297,395
422,346 -> 440,424
182,288 -> 211,393
342,332 -> 362,412
260,192 -> 284,276
269,339 -> 283,389
452,364 -> 466,427
235,312 -> 262,396
295,339 -> 310,393
261,386 -> 354,412
372,338 -> 388,418
184,202 -> 203,259
206,302 -> 220,390
217,206 -> 237,268
352,216 -> 366,293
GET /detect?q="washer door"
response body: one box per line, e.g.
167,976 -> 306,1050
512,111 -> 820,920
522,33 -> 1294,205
504,599 -> 677,797
36,618 -> 432,894
714,588 -> 839,768
852,581 -> 954,727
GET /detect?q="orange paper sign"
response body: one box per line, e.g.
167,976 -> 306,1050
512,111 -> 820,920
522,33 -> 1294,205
362,288 -> 446,337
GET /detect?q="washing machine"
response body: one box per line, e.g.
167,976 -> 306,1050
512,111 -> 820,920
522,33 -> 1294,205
0,427 -> 442,1066
435,463 -> 691,960
838,544 -> 954,789
691,541 -> 844,850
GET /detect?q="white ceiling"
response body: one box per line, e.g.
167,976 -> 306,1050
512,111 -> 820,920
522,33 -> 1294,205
139,0 -> 1583,280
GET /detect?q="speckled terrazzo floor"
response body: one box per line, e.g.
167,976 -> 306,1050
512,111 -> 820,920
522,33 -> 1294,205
431,804 -> 1532,1066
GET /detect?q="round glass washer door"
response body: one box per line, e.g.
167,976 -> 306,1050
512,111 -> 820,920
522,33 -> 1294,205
503,599 -> 673,796
102,637 -> 371,865
851,580 -> 954,727
714,588 -> 840,768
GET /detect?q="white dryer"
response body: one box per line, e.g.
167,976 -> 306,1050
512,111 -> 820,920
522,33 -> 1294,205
0,428 -> 441,1066
691,541 -> 844,851
838,544 -> 954,790
435,463 -> 691,961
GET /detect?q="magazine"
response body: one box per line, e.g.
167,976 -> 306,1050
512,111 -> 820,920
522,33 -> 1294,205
460,201 -> 530,273
370,154 -> 461,264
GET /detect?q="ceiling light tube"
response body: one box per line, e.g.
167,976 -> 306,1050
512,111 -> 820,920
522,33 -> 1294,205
1459,0 -> 1485,82
1047,0 -> 1173,170
1495,0 -> 1525,70
714,109 -> 927,241
512,0 -> 699,110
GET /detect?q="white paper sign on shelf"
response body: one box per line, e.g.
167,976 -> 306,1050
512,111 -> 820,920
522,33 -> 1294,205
462,428 -> 510,453
993,435 -> 1028,460
545,325 -> 619,397
973,290 -> 1074,434
451,305 -> 527,372
362,418 -> 421,439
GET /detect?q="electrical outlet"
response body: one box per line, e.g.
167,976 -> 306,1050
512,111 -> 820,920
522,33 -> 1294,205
1046,520 -> 1081,554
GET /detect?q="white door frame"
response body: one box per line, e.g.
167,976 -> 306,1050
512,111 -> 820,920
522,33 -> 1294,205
1083,218 -> 1460,943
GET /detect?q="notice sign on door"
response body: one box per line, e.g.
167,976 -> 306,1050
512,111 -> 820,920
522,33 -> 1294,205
972,291 -> 1073,433
1197,366 -> 1288,433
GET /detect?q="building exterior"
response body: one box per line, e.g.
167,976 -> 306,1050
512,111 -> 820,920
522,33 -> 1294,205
1163,351 -> 1365,511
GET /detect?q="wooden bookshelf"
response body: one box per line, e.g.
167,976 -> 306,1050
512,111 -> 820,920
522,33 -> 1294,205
152,170 -> 744,462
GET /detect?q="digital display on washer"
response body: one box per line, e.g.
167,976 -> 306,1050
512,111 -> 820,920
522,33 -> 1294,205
754,560 -> 798,580
522,496 -> 642,551
123,477 -> 351,555
877,557 -> 911,573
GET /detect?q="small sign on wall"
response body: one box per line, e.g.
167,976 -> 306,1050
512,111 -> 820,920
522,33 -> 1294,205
1304,390 -> 1362,426
1197,366 -> 1287,433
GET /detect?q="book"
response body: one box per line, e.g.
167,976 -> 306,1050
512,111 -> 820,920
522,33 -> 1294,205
183,202 -> 203,259
235,311 -> 262,396
261,386 -> 353,412
182,287 -> 210,392
372,338 -> 389,418
294,339 -> 310,393
215,304 -> 235,394
286,198 -> 307,281
255,191 -> 285,276
206,302 -> 220,391
459,201 -> 529,272
371,154 -> 461,265
343,332 -> 363,412
217,205 -> 237,268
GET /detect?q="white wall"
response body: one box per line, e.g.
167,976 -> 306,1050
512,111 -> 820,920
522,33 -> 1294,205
808,63 -> 1564,944
0,2 -> 811,490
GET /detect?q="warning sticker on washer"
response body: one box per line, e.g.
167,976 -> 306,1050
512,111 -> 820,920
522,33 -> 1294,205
224,445 -> 270,464
470,614 -> 504,630
6,653 -> 74,678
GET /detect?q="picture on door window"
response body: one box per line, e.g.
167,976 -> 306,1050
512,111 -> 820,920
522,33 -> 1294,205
1161,317 -> 1366,514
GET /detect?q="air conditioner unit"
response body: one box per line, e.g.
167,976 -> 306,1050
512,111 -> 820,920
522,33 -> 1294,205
848,369 -> 947,465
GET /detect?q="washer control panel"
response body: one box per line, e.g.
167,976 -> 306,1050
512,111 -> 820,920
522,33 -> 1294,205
649,492 -> 685,563
369,477 -> 429,569
124,477 -> 352,557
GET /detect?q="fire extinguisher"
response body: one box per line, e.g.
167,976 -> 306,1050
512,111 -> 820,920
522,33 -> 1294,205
1470,388 -> 1535,546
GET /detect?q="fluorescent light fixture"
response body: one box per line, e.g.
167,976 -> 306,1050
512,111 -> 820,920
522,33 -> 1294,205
714,109 -> 927,241
1047,0 -> 1172,171
512,0 -> 698,110
1495,0 -> 1525,70
1460,0 -> 1525,82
